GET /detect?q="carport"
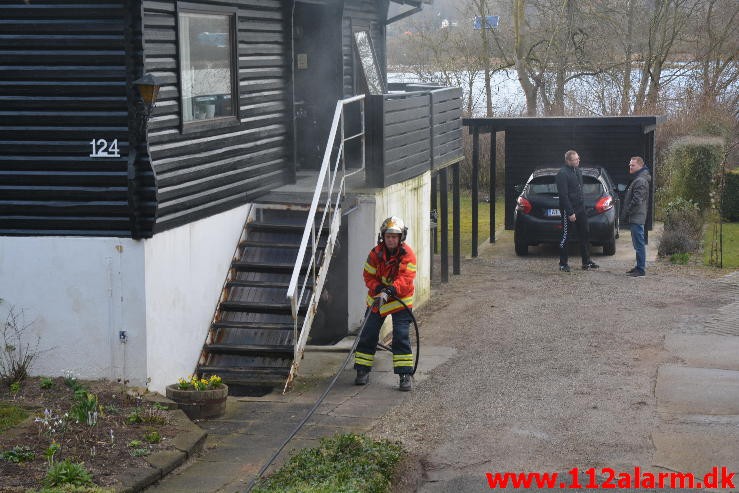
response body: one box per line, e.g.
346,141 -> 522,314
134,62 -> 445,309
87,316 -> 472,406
462,116 -> 663,254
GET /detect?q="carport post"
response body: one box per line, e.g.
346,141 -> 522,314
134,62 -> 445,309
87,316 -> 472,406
440,168 -> 449,283
452,162 -> 460,275
490,130 -> 496,243
431,173 -> 438,254
471,126 -> 479,257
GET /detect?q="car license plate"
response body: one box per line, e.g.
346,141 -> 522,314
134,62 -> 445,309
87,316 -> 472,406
546,209 -> 561,217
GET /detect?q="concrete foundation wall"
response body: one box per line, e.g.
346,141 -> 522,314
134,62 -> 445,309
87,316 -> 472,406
144,204 -> 250,393
0,237 -> 147,385
0,204 -> 250,393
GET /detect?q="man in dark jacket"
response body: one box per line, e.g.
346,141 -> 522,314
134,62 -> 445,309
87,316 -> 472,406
555,150 -> 599,272
621,156 -> 651,277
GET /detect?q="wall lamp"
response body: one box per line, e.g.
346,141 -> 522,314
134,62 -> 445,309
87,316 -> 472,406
133,73 -> 161,120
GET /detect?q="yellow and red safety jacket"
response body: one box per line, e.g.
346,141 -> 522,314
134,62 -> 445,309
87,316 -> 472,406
363,242 -> 416,316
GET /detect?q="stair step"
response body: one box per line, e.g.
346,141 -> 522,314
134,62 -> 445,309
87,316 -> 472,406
241,240 -> 300,249
240,239 -> 327,249
226,278 -> 313,289
231,260 -> 312,273
197,366 -> 290,386
248,222 -> 329,233
212,319 -> 294,330
219,300 -> 307,314
204,343 -> 293,355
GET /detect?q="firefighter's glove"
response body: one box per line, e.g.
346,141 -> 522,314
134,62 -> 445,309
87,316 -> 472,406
375,291 -> 389,305
382,285 -> 397,298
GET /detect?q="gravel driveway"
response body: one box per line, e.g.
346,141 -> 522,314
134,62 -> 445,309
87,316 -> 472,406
372,228 -> 737,491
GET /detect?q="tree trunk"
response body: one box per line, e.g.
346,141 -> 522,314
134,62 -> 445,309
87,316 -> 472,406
620,0 -> 635,115
513,0 -> 538,116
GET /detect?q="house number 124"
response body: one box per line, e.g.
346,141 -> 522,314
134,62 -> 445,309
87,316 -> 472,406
89,138 -> 120,158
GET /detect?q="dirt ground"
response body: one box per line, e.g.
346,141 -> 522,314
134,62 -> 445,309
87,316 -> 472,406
374,229 -> 736,490
0,377 -> 185,491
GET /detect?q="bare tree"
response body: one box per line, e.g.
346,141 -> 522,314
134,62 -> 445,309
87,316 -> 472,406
689,0 -> 739,110
632,0 -> 698,112
512,0 -> 538,115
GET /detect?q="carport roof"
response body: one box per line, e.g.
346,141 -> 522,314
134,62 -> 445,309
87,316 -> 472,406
463,116 -> 665,133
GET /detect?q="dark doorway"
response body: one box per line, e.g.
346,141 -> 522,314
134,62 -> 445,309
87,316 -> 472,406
293,2 -> 341,170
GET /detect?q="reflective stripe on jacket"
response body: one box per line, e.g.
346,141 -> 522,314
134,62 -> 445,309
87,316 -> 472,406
363,242 -> 416,316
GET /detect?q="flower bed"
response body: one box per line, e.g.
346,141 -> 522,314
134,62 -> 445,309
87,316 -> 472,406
0,376 -> 187,491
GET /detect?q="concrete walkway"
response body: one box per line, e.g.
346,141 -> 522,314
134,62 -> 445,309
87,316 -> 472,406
144,343 -> 456,492
653,270 -> 739,479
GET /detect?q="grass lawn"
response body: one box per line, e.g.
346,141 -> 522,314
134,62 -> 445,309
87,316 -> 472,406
704,222 -> 739,269
435,194 -> 505,257
0,403 -> 28,433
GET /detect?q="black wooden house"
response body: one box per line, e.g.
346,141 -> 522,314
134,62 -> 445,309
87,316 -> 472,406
0,0 -> 463,391
0,0 -> 435,237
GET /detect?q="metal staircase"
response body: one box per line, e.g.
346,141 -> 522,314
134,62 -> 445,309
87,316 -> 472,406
197,95 -> 365,392
196,207 -> 326,388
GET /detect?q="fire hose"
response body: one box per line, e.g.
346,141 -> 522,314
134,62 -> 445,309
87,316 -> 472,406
245,293 -> 420,491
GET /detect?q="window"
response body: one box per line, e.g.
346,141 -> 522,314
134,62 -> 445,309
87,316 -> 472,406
178,8 -> 236,124
528,176 -> 603,195
353,31 -> 384,95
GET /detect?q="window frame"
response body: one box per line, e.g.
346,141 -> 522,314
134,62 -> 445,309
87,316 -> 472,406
352,29 -> 385,95
176,2 -> 240,134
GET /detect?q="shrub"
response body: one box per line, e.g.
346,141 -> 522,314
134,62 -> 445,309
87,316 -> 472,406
0,302 -> 41,386
665,138 -> 724,211
253,433 -> 403,493
659,227 -> 700,257
43,460 -> 93,488
670,253 -> 691,265
659,198 -> 704,257
663,197 -> 703,238
721,169 -> 739,222
1,445 -> 36,463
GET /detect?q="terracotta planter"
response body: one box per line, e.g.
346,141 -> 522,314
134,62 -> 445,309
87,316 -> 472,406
165,384 -> 228,420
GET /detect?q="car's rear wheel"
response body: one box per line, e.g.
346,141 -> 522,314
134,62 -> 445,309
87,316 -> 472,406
603,230 -> 616,256
514,230 -> 528,256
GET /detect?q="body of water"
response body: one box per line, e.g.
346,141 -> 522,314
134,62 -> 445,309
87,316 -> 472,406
389,66 -> 738,117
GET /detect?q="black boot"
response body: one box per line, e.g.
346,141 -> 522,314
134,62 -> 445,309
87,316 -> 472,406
355,369 -> 370,385
399,374 -> 412,391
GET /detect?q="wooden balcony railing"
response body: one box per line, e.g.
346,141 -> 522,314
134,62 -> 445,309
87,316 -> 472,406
364,84 -> 463,188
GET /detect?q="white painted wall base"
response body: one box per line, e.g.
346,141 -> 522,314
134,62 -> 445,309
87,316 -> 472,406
0,237 -> 147,385
0,204 -> 249,393
144,204 -> 250,392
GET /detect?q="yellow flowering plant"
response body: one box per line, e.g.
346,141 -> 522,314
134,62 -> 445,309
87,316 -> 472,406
176,374 -> 223,391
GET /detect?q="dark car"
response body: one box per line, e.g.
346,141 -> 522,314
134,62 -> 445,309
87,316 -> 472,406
513,166 -> 620,256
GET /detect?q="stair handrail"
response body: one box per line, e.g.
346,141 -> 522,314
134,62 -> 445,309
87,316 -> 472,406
285,94 -> 365,388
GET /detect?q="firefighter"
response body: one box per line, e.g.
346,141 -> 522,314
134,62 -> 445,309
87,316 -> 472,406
354,216 -> 417,391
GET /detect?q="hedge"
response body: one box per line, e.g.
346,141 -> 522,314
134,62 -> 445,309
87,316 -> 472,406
722,169 -> 739,222
666,138 -> 724,211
